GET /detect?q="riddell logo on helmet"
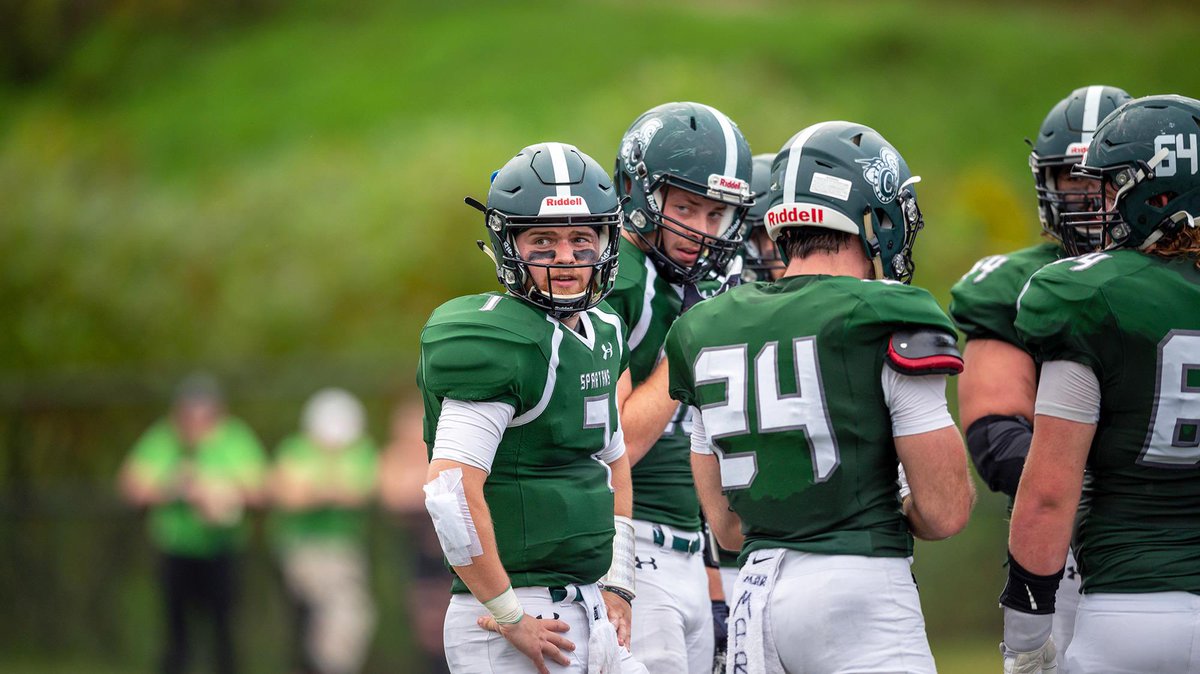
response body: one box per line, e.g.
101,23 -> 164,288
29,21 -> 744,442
544,196 -> 584,208
766,205 -> 825,226
1066,142 -> 1089,155
538,195 -> 591,216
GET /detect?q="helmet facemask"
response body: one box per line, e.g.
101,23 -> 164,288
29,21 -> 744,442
741,221 -> 785,281
1063,146 -> 1196,254
628,173 -> 751,284
477,205 -> 623,319
1033,155 -> 1105,255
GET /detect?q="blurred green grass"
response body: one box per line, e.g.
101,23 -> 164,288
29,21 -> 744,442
2,0 -> 1198,670
4,0 -> 1199,374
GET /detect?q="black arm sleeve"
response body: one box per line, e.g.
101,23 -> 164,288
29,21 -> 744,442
965,414 -> 1033,498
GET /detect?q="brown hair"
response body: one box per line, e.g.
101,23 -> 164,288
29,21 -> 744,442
778,228 -> 857,261
1149,223 -> 1200,270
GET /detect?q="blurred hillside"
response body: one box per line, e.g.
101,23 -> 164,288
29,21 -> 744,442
2,0 -> 1199,671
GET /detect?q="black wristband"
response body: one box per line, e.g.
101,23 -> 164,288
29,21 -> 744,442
602,585 -> 634,604
998,551 -> 1064,615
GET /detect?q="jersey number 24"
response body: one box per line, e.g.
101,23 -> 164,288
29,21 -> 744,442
693,337 -> 840,490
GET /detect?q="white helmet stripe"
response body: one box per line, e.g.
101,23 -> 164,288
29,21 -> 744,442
546,142 -> 573,197
782,122 -> 838,205
1081,85 -> 1104,147
699,104 -> 739,177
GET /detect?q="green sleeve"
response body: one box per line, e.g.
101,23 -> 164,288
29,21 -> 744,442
664,317 -> 697,408
222,418 -> 268,490
124,421 -> 179,487
606,277 -> 643,343
1015,265 -> 1111,371
420,322 -> 538,410
950,266 -> 1022,345
862,282 -> 958,335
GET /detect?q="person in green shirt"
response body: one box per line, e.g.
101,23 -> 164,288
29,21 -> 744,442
118,373 -> 267,674
271,388 -> 378,674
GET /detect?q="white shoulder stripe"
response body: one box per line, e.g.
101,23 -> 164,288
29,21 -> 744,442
546,142 -> 572,198
699,104 -> 739,177
1081,85 -> 1104,147
627,256 -> 657,351
480,295 -> 503,312
510,315 -> 562,427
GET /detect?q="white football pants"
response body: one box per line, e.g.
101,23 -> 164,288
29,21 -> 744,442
628,519 -> 714,674
1052,547 -> 1082,666
1064,591 -> 1200,674
752,550 -> 935,674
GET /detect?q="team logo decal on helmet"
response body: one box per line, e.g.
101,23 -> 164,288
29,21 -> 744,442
619,118 -> 663,176
856,147 -> 902,204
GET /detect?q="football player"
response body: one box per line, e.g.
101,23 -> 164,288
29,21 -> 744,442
741,153 -> 786,282
608,101 -> 755,674
419,142 -> 647,674
666,121 -> 975,673
1001,94 -> 1200,673
950,85 -> 1131,659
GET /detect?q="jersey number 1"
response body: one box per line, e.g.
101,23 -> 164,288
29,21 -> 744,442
693,337 -> 840,489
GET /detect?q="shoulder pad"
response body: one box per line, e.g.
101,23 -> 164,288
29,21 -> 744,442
887,329 -> 963,375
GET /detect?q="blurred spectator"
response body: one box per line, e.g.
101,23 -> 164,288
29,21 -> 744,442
379,399 -> 450,674
117,373 -> 267,674
270,388 -> 378,674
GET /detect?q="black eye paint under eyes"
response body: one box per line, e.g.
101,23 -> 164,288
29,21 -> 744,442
526,250 -> 556,263
573,248 -> 599,263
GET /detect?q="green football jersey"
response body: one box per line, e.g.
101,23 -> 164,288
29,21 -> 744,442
1015,250 -> 1200,595
950,241 -> 1063,348
418,292 -> 630,593
666,275 -> 958,562
606,237 -> 700,531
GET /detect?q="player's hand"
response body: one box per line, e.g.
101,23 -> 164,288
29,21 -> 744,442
1001,637 -> 1057,674
601,588 -> 632,648
477,613 -> 574,674
711,599 -> 729,653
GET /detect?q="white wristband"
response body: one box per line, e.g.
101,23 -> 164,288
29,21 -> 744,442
601,515 -> 637,597
483,585 -> 524,625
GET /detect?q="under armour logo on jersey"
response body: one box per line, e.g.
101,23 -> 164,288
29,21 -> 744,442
1066,564 -> 1079,581
536,612 -> 561,621
601,342 -> 613,360
634,556 -> 657,570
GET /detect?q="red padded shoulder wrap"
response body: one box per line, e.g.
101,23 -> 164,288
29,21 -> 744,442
886,329 -> 964,375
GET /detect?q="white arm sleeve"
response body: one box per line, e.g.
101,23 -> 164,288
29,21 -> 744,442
1035,360 -> 1101,424
881,368 -> 956,437
431,399 -> 516,474
690,406 -> 714,455
597,423 -> 627,463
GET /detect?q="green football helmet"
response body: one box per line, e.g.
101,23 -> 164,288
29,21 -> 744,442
615,101 -> 754,284
1067,94 -> 1200,252
1031,85 -> 1132,254
763,121 -> 924,283
741,153 -> 785,281
467,142 -> 622,318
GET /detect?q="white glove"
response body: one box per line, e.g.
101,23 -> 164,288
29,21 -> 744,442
1001,637 -> 1057,674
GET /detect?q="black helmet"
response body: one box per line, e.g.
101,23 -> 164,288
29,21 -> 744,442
1031,85 -> 1132,254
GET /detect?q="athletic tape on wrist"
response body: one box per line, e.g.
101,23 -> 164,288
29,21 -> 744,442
483,586 -> 524,625
423,468 -> 484,566
600,515 -> 636,597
